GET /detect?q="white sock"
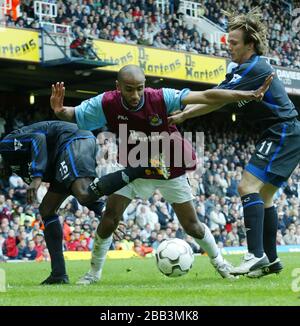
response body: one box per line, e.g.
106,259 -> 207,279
90,234 -> 113,277
194,223 -> 219,259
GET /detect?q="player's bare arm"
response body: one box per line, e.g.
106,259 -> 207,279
170,74 -> 274,125
168,104 -> 221,125
182,74 -> 273,107
50,82 -> 76,122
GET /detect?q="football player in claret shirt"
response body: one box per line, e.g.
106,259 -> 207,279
50,63 -> 271,284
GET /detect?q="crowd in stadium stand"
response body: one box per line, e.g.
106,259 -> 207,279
1,111 -> 300,261
3,0 -> 299,70
1,0 -> 299,261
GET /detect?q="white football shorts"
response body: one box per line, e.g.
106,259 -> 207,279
115,175 -> 194,204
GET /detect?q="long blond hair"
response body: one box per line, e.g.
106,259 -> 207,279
223,7 -> 268,55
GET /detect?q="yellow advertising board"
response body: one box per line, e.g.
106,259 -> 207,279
93,40 -> 137,71
0,27 -> 39,62
93,39 -> 226,84
63,250 -> 140,260
138,46 -> 183,79
183,53 -> 226,84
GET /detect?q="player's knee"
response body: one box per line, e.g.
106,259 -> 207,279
261,196 -> 273,208
237,183 -> 244,196
238,173 -> 263,196
102,217 -> 119,233
238,181 -> 251,196
76,191 -> 93,207
259,190 -> 273,206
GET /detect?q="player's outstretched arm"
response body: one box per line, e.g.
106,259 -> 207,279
170,74 -> 274,125
50,82 -> 76,122
181,74 -> 273,107
168,104 -> 221,125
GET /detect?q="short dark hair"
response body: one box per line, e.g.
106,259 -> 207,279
117,64 -> 145,82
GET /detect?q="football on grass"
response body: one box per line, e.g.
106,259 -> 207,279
155,238 -> 194,277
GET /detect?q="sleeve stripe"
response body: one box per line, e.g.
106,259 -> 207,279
227,55 -> 260,87
240,55 -> 260,78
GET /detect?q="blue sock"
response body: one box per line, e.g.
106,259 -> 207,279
263,206 -> 278,262
241,193 -> 264,258
43,215 -> 66,277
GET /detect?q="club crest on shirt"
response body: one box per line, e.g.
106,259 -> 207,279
149,114 -> 162,127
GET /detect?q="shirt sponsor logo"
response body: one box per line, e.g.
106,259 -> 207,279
117,115 -> 129,121
238,99 -> 251,108
11,165 -> 20,173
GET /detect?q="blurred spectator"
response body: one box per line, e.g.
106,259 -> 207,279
209,204 -> 226,231
22,239 -> 37,260
0,113 -> 6,138
295,225 -> 300,244
0,233 -> 5,261
36,248 -> 51,262
284,178 -> 298,198
119,233 -> 134,250
3,229 -> 19,259
65,233 -> 78,251
17,239 -> 27,259
34,232 -> 45,259
70,33 -> 96,59
151,233 -> 164,250
76,239 -> 89,251
226,225 -> 240,247
133,239 -> 153,257
283,225 -> 298,245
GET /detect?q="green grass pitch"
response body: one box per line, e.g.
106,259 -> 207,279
0,253 -> 299,306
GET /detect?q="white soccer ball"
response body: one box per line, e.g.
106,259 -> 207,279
155,238 -> 194,277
